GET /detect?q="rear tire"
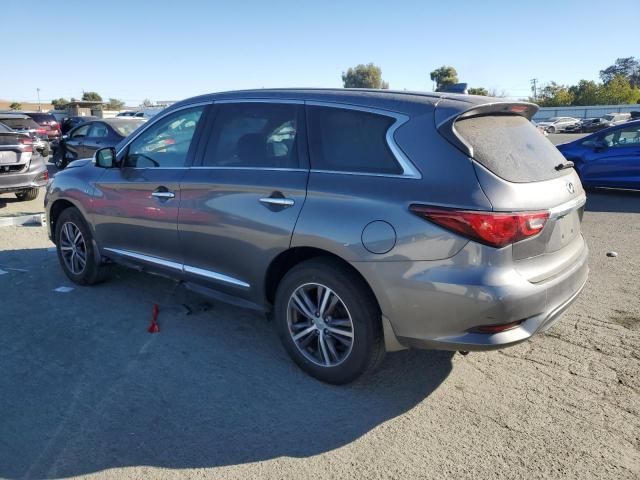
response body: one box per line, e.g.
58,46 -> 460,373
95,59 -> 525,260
274,257 -> 385,384
55,207 -> 108,285
15,188 -> 39,201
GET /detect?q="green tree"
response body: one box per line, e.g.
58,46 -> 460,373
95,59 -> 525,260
534,82 -> 575,107
342,63 -> 389,89
468,87 -> 489,96
82,91 -> 103,102
51,98 -> 69,110
600,57 -> 640,87
9,102 -> 22,110
105,98 -> 125,110
569,80 -> 601,106
598,75 -> 640,105
430,66 -> 458,91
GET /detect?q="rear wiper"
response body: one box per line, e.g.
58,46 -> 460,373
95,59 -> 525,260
554,161 -> 574,171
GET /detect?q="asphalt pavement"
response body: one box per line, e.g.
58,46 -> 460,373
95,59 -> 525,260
0,165 -> 638,479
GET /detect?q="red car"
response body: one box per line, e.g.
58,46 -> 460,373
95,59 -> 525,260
23,112 -> 61,141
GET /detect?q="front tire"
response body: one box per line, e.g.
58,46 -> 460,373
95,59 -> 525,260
274,258 -> 385,384
547,126 -> 556,134
55,207 -> 107,285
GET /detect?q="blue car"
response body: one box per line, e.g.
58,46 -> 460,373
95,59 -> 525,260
556,120 -> 640,190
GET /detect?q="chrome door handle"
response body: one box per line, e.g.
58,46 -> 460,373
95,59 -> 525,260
259,197 -> 294,207
152,191 -> 175,199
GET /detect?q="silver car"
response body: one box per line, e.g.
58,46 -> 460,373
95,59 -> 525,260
0,121 -> 48,200
44,89 -> 589,384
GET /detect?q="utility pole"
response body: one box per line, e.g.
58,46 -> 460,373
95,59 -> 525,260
530,78 -> 538,101
37,88 -> 41,111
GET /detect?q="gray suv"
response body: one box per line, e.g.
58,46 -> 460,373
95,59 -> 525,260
45,89 -> 589,384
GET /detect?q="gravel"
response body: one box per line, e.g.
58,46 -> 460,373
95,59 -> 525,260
0,187 -> 638,480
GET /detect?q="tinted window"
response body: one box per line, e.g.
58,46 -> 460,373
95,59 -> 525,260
307,106 -> 400,174
88,123 -> 109,138
0,122 -> 11,133
203,103 -> 300,168
125,107 -> 203,168
0,118 -> 40,130
455,114 -> 570,183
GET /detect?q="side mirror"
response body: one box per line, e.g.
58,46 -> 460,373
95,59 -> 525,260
593,140 -> 607,152
95,147 -> 116,168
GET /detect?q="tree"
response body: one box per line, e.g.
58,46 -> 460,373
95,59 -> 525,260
341,63 -> 389,89
51,98 -> 69,110
430,66 -> 458,91
105,98 -> 125,111
598,75 -> 640,105
534,82 -> 575,107
9,102 -> 22,110
568,80 -> 601,106
82,91 -> 102,102
600,57 -> 640,88
468,87 -> 488,96
140,98 -> 154,107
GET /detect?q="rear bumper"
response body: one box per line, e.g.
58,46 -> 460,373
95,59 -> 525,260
0,159 -> 48,193
353,237 -> 589,352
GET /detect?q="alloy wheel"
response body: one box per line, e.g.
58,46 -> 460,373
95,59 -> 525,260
287,283 -> 354,367
59,221 -> 87,275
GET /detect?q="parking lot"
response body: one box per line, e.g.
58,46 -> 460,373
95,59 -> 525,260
0,149 -> 638,479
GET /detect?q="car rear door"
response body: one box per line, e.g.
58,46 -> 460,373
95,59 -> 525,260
92,105 -> 208,271
581,124 -> 640,188
178,101 -> 309,303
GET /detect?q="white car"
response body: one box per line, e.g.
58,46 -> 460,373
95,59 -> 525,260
536,116 -> 581,133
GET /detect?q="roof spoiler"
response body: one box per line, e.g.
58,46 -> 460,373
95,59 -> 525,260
435,100 -> 539,158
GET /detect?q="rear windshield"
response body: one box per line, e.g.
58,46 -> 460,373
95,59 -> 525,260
111,120 -> 143,137
455,114 -> 569,183
26,113 -> 55,123
0,118 -> 40,130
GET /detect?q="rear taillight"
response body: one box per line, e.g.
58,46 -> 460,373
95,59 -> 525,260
19,137 -> 33,152
36,128 -> 47,135
410,205 -> 549,248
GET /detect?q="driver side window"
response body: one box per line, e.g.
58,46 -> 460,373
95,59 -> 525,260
125,107 -> 204,168
602,125 -> 640,148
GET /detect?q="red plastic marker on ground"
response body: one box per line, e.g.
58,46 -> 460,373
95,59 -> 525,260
148,304 -> 160,333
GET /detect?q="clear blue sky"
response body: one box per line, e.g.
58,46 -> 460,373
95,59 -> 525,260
3,0 -> 638,105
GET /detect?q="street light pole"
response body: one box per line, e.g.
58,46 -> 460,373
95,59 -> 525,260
37,88 -> 41,111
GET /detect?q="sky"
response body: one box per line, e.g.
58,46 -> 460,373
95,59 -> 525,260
3,0 -> 638,106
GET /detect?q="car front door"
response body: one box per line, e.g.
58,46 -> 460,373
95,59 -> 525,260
82,122 -> 110,156
92,105 -> 207,271
65,124 -> 90,161
178,101 -> 309,303
581,124 -> 640,188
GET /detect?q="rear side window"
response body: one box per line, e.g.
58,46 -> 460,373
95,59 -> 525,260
27,113 -> 55,123
307,106 -> 401,174
455,115 -> 569,183
0,122 -> 10,133
203,103 -> 300,168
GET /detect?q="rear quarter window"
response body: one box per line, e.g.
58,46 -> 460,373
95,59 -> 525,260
307,106 -> 402,174
454,114 -> 570,183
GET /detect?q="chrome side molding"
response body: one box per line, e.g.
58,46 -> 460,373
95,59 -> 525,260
104,248 -> 250,288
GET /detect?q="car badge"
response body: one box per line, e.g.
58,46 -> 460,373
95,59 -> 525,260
567,182 -> 575,194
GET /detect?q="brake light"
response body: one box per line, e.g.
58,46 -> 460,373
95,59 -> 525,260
36,128 -> 47,135
19,137 -> 33,152
410,205 -> 549,248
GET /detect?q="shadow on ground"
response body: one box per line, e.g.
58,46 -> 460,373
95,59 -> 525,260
0,248 -> 453,479
585,189 -> 640,214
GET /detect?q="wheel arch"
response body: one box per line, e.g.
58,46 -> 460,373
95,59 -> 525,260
264,246 -> 406,352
